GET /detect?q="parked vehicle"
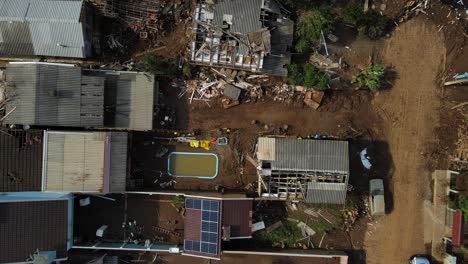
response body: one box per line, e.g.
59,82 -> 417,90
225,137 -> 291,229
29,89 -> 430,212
369,179 -> 385,216
408,255 -> 430,264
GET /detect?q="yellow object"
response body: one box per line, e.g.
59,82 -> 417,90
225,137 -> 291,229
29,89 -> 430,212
200,140 -> 211,150
189,140 -> 200,148
174,131 -> 179,136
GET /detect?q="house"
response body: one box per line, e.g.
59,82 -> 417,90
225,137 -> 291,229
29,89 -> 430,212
42,131 -> 128,193
183,196 -> 253,260
256,137 -> 349,204
0,0 -> 92,58
0,129 -> 44,192
3,62 -> 157,130
0,192 -> 73,263
190,0 -> 293,76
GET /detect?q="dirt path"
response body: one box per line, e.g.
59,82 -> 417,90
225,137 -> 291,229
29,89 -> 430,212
364,17 -> 446,264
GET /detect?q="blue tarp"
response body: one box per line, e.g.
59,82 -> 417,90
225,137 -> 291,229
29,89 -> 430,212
360,148 -> 372,169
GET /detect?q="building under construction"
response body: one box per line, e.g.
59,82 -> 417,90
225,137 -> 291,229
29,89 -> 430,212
256,137 -> 350,204
190,0 -> 293,76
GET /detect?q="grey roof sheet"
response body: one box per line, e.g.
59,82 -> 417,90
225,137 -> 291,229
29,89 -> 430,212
306,182 -> 347,204
272,138 -> 349,173
92,70 -> 156,130
5,63 -> 104,127
0,0 -> 86,58
212,0 -> 263,55
109,132 -> 128,192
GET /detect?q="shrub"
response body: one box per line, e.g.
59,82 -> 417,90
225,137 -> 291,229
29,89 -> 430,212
343,2 -> 364,25
142,52 -> 177,77
287,63 -> 329,89
458,195 -> 468,221
358,11 -> 391,40
352,64 -> 385,91
295,6 -> 335,53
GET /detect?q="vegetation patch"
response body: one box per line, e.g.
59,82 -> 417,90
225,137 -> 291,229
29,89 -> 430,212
352,64 -> 386,91
287,63 -> 329,90
295,6 -> 335,53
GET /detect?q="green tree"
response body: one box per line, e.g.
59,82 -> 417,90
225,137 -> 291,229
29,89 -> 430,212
295,6 -> 335,53
287,63 -> 329,90
142,52 -> 177,77
458,195 -> 468,221
343,2 -> 364,25
352,64 -> 385,91
358,11 -> 391,40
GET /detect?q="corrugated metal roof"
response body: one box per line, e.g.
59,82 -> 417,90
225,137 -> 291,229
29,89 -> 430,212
222,200 -> 252,238
85,70 -> 156,130
257,137 -> 275,161
0,200 -> 68,263
45,131 -> 106,192
0,0 -> 86,58
273,139 -> 349,173
211,0 -> 262,55
44,131 -> 128,193
0,129 -> 43,192
113,72 -> 155,131
4,63 -> 105,127
306,182 -> 347,204
452,210 -> 463,246
109,132 -> 128,192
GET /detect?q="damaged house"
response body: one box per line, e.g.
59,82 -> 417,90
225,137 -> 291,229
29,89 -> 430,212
3,62 -> 157,131
191,0 -> 293,76
0,0 -> 93,58
256,137 -> 349,204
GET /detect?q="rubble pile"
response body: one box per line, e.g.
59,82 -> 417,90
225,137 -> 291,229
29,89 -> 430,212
173,67 -> 325,108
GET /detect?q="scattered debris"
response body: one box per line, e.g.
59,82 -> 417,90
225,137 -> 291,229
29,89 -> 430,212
266,221 -> 283,233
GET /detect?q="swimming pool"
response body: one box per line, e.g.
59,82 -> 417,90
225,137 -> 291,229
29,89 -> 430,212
167,152 -> 219,179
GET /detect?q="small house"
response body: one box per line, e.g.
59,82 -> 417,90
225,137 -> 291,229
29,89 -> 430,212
3,62 -> 157,130
0,192 -> 73,263
0,0 -> 93,58
256,137 -> 349,204
42,131 -> 128,193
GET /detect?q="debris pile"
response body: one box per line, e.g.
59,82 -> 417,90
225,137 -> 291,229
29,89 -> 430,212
342,207 -> 360,232
173,67 -> 325,108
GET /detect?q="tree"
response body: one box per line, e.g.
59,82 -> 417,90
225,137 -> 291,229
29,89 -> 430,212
142,52 -> 177,77
458,195 -> 468,221
343,2 -> 364,25
357,11 -> 391,40
352,64 -> 385,91
295,6 -> 335,53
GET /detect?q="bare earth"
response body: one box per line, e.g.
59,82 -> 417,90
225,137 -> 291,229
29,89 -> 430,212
364,17 -> 446,264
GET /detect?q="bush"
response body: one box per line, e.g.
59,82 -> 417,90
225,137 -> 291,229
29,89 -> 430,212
287,63 -> 329,90
142,52 -> 177,77
343,2 -> 364,25
458,195 -> 468,221
352,64 -> 385,91
295,6 -> 335,53
358,11 -> 391,40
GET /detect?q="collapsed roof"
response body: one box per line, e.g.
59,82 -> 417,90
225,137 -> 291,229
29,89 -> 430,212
190,0 -> 293,76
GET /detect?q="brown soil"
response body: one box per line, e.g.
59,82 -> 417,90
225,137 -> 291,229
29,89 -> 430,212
363,15 -> 448,264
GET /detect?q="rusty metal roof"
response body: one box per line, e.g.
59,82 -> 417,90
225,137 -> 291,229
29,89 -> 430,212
222,200 -> 253,238
0,129 -> 43,192
0,200 -> 68,263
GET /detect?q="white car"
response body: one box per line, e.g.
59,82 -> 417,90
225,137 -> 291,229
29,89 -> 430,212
408,255 -> 430,264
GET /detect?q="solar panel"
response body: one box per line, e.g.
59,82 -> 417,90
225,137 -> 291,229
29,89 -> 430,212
208,244 -> 217,254
184,199 -> 220,256
185,198 -> 202,209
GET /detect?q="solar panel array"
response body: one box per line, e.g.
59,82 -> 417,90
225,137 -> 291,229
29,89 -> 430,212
184,198 -> 220,255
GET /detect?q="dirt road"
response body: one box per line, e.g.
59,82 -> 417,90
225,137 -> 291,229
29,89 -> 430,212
364,17 -> 446,264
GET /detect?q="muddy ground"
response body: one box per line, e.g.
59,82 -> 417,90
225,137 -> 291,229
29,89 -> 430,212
147,3 -> 468,264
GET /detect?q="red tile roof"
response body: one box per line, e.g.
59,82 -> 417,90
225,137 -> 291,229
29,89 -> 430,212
185,209 -> 202,241
0,200 -> 69,263
222,200 -> 253,238
452,210 -> 464,247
